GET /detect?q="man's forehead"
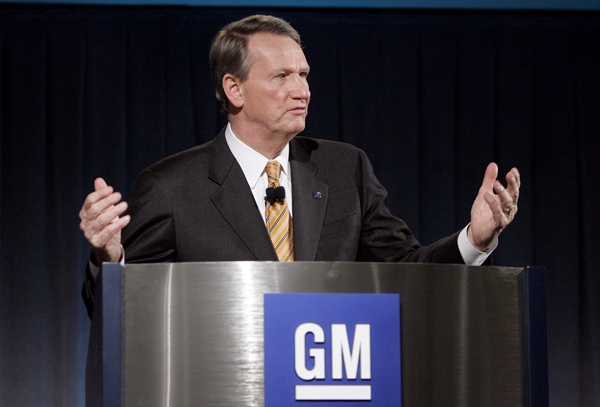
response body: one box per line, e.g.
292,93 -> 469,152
247,32 -> 306,62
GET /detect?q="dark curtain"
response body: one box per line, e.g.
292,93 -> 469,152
0,5 -> 598,406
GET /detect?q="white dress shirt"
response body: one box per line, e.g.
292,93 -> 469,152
225,123 -> 292,223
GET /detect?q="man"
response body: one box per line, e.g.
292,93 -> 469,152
80,15 -> 520,316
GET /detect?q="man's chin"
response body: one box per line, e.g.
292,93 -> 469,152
280,123 -> 305,137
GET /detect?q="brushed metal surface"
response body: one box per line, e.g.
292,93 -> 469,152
121,262 -> 524,406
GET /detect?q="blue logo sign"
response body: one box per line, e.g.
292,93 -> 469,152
264,293 -> 401,406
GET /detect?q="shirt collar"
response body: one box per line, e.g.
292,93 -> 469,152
225,123 -> 290,189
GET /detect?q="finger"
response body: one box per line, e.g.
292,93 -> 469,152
82,202 -> 128,241
94,177 -> 108,191
505,167 -> 521,203
94,201 -> 129,229
493,180 -> 515,210
82,178 -> 116,213
81,199 -> 128,235
80,191 -> 123,224
479,162 -> 499,192
82,185 -> 114,213
484,191 -> 510,228
87,215 -> 131,249
91,178 -> 113,203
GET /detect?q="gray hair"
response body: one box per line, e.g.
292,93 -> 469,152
209,15 -> 302,113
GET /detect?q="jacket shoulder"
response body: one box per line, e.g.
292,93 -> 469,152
292,136 -> 365,162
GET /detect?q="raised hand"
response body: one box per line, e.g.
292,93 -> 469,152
468,163 -> 520,252
79,178 -> 130,264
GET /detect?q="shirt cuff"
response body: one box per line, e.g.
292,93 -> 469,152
457,225 -> 493,266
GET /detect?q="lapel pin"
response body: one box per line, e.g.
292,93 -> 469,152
313,192 -> 322,199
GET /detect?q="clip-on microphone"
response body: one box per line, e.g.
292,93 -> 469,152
265,186 -> 286,205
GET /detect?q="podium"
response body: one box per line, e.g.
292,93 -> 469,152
86,262 -> 548,406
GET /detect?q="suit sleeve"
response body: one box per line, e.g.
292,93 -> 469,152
120,168 -> 178,263
355,148 -> 465,264
81,262 -> 96,319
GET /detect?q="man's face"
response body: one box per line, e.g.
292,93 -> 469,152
237,32 -> 311,140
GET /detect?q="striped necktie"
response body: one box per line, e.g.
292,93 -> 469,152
264,160 -> 294,262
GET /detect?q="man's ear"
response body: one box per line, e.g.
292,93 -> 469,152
222,74 -> 244,109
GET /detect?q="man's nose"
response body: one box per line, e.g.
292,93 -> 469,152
290,76 -> 310,100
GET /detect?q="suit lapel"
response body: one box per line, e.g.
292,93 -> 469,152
290,139 -> 329,261
208,132 -> 278,261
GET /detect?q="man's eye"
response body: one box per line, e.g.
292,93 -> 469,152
276,73 -> 286,79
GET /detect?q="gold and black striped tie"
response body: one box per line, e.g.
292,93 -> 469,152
264,160 -> 294,262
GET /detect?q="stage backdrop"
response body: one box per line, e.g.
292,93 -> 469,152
0,5 -> 598,407
6,0 -> 600,10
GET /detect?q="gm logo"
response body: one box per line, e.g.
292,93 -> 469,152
264,294 -> 401,406
294,322 -> 372,400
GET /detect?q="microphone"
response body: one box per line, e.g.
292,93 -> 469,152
265,186 -> 286,205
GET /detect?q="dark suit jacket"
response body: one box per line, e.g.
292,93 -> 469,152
83,129 -> 463,315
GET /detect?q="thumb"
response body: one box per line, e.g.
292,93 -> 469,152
94,177 -> 109,192
480,162 -> 499,191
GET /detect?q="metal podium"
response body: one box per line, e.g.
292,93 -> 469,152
86,262 -> 548,406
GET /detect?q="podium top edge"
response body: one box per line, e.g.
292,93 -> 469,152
101,261 -> 537,274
